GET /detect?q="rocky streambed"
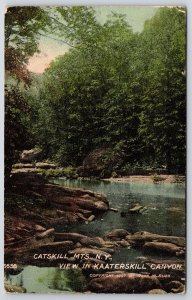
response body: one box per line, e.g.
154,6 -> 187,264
5,228 -> 185,294
4,173 -> 185,294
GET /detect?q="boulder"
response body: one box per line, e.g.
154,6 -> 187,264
143,241 -> 184,256
105,229 -> 130,240
20,147 -> 42,163
99,247 -> 115,254
129,203 -> 146,213
80,236 -> 105,248
88,272 -> 161,293
87,215 -> 95,222
35,225 -> 46,232
79,147 -> 113,178
118,240 -> 131,247
128,231 -> 185,247
4,283 -> 26,293
94,201 -> 108,211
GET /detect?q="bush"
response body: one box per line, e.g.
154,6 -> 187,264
151,174 -> 165,183
63,166 -> 78,178
36,167 -> 78,179
13,163 -> 34,169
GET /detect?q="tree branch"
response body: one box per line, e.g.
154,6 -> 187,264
37,32 -> 75,48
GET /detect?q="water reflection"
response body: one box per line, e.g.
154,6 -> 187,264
9,267 -> 86,293
51,178 -> 185,237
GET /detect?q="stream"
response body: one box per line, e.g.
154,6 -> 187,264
52,178 -> 185,237
8,178 -> 185,293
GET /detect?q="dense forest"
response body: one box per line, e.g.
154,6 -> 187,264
5,6 -> 186,183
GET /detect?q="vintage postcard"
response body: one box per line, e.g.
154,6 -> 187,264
4,6 -> 186,294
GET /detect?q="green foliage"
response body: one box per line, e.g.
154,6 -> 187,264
13,163 -> 35,169
5,7 -> 53,185
5,7 -> 186,177
5,7 -> 50,57
4,88 -> 33,185
37,167 -> 78,179
50,269 -> 86,292
138,8 -> 186,173
27,12 -> 142,168
65,269 -> 87,292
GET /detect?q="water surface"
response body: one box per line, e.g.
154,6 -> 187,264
8,178 -> 185,293
51,178 -> 185,237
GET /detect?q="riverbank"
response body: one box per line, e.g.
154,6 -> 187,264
12,165 -> 185,184
103,175 -> 185,184
5,172 -> 185,293
4,173 -> 109,261
12,164 -> 185,183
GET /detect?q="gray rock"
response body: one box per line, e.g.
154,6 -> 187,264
78,147 -> 113,178
105,229 -> 130,240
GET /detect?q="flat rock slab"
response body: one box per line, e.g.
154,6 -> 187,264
128,231 -> 185,247
88,272 -> 161,293
143,241 -> 184,256
105,229 -> 130,240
